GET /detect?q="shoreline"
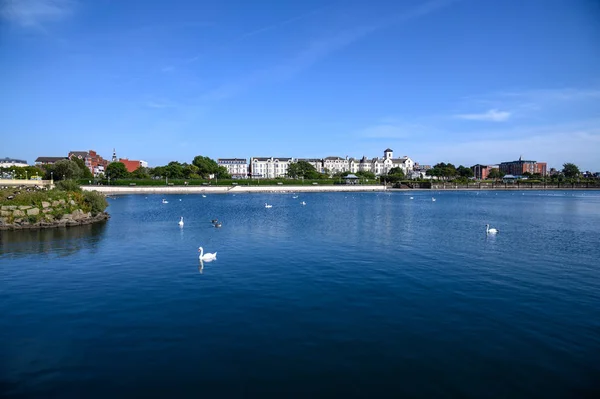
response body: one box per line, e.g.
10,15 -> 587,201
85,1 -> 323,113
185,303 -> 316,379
81,185 -> 600,195
82,185 -> 388,195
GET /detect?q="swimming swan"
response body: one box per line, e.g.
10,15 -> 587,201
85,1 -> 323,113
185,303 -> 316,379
198,247 -> 217,261
178,217 -> 184,227
265,203 -> 273,208
486,224 -> 498,235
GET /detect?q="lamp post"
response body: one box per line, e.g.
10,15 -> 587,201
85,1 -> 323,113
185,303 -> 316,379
25,171 -> 28,181
51,171 -> 54,185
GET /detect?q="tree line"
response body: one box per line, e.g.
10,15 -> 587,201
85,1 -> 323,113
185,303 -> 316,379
0,158 -> 594,183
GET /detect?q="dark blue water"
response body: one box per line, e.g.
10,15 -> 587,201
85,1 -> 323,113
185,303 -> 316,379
2,191 -> 600,398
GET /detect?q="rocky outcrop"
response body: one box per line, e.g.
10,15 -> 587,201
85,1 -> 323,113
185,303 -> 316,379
1,200 -> 110,231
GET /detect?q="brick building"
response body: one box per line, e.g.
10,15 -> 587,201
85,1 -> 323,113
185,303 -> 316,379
471,164 -> 499,180
119,158 -> 148,173
499,157 -> 547,176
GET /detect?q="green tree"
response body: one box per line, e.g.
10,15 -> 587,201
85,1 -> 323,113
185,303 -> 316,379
70,157 -> 93,179
52,159 -> 83,181
192,156 -> 220,178
487,168 -> 503,180
356,171 -> 376,180
388,167 -> 405,178
106,162 -> 129,179
457,165 -> 474,178
216,166 -> 231,179
562,163 -> 580,178
288,160 -> 318,179
131,166 -> 151,179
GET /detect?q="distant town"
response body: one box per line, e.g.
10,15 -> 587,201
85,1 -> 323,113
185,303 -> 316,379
0,148 -> 598,182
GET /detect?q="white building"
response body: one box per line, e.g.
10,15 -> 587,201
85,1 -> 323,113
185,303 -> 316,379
218,158 -> 248,179
0,157 -> 28,168
323,156 -> 349,175
250,157 -> 295,178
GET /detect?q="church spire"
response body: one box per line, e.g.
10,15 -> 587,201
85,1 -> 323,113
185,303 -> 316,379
112,148 -> 117,162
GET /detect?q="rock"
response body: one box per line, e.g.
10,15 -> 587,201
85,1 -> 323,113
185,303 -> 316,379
18,206 -> 32,210
13,210 -> 25,217
61,213 -> 72,220
3,206 -> 17,210
42,208 -> 52,213
71,209 -> 86,220
45,215 -> 55,221
70,200 -> 76,205
52,201 -> 60,207
0,210 -> 10,217
27,208 -> 40,216
42,201 -> 50,208
0,217 -> 6,224
59,199 -> 66,204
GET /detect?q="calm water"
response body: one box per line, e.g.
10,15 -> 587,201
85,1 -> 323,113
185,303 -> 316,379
1,191 -> 599,398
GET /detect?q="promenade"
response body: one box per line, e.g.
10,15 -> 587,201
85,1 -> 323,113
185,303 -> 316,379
81,184 -> 388,195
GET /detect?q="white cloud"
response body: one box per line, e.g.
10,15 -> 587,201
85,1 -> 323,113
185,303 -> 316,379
0,0 -> 74,28
455,109 -> 511,122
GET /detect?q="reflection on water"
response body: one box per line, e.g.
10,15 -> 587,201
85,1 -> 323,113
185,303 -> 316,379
0,222 -> 107,258
198,257 -> 216,274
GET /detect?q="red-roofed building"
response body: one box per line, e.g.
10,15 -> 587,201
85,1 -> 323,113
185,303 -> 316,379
119,158 -> 148,173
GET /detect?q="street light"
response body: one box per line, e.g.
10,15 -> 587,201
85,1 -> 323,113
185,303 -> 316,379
51,171 -> 54,184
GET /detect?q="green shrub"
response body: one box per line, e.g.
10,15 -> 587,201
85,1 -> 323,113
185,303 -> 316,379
83,191 -> 108,216
56,179 -> 82,192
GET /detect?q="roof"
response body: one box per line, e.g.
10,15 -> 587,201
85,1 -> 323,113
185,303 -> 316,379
324,156 -> 345,161
218,158 -> 247,162
297,158 -> 322,163
35,156 -> 68,163
69,151 -> 89,158
252,157 -> 293,162
384,148 -> 393,152
0,157 -> 27,164
392,159 -> 409,164
343,174 -> 359,179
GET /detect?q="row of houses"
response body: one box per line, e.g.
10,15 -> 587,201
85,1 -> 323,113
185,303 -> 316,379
5,149 -> 552,180
219,149 -> 418,179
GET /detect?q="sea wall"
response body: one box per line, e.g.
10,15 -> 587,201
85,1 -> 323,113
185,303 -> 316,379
0,200 -> 109,230
82,184 -> 388,195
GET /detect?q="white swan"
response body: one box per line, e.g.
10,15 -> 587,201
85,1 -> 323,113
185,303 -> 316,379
202,195 -> 207,198
292,195 -> 298,199
162,199 -> 168,204
409,197 -> 414,200
265,203 -> 272,208
198,246 -> 217,261
432,197 -> 436,202
178,217 -> 184,227
300,201 -> 306,205
486,224 -> 498,235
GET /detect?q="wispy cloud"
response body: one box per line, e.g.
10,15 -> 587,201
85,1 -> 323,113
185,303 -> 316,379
498,88 -> 600,102
0,0 -> 74,28
202,0 -> 459,102
455,109 -> 511,122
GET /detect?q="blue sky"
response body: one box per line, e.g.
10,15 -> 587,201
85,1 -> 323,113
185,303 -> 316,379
1,0 -> 599,170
